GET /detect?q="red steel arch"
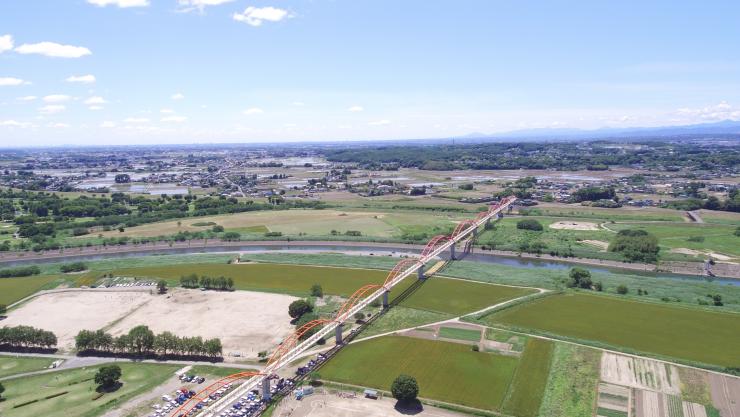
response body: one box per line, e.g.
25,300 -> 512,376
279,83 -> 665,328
334,284 -> 383,322
267,318 -> 331,367
168,370 -> 264,417
451,219 -> 476,239
383,258 -> 421,288
421,235 -> 450,258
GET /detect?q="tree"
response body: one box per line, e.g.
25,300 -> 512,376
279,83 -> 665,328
157,280 -> 167,294
288,299 -> 313,319
391,374 -> 419,402
94,365 -> 121,389
212,225 -> 224,233
616,284 -> 629,295
0,304 -> 6,315
0,381 -> 4,399
567,267 -> 593,289
128,325 -> 155,355
114,174 -> 131,184
310,284 -> 323,298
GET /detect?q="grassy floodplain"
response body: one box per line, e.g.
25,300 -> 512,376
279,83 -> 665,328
0,362 -> 179,417
485,292 -> 740,368
437,327 -> 481,342
320,335 -> 519,411
0,356 -> 56,379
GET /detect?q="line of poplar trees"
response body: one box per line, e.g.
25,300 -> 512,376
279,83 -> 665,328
75,325 -> 222,358
0,325 -> 57,349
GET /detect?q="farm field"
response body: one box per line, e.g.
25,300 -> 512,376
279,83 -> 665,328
0,362 -> 180,417
0,356 -> 56,379
437,326 -> 481,342
0,275 -> 65,306
485,293 -> 740,367
538,343 -> 601,417
502,338 -> 554,417
85,208 -> 467,240
319,335 -> 520,411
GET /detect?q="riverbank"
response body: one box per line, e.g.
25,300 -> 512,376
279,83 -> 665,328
0,239 -> 737,279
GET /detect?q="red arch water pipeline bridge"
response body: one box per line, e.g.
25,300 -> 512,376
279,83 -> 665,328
170,196 -> 516,417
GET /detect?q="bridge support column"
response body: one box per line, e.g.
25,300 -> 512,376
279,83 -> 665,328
335,323 -> 344,345
472,227 -> 478,238
417,265 -> 425,280
382,290 -> 389,309
450,243 -> 456,261
262,378 -> 271,401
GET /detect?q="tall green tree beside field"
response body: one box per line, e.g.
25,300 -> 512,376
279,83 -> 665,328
608,229 -> 659,262
0,381 -> 4,399
391,374 -> 419,403
95,365 -> 122,390
128,326 -> 155,356
289,299 -> 313,319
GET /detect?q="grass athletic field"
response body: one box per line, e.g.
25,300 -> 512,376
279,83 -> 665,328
0,362 -> 179,417
320,335 -> 519,411
0,356 -> 56,379
486,293 -> 740,367
0,275 -> 61,306
112,263 -> 535,315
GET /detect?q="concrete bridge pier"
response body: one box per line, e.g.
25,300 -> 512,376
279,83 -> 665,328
382,290 -> 389,309
417,265 -> 425,280
450,243 -> 456,260
261,378 -> 271,401
335,323 -> 344,345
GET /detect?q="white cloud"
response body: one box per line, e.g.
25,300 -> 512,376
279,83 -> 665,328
0,77 -> 28,86
292,101 -> 305,107
87,0 -> 149,7
368,119 -> 391,126
1,120 -> 31,128
39,105 -> 66,114
88,105 -> 104,111
43,94 -> 71,103
84,96 -> 107,105
66,74 -> 96,84
171,93 -> 185,100
676,101 -> 740,121
161,115 -> 187,123
100,121 -> 116,128
124,117 -> 150,123
233,6 -> 290,27
17,96 -> 37,101
51,123 -> 70,128
178,0 -> 234,13
243,107 -> 264,115
348,105 -> 364,112
160,108 -> 175,114
0,34 -> 13,53
15,42 -> 92,58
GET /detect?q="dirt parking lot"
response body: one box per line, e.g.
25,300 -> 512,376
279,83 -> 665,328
274,391 -> 468,417
4,288 -> 297,357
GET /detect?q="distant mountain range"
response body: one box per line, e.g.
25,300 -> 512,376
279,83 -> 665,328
458,120 -> 740,141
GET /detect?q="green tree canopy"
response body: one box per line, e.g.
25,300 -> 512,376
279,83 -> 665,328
391,374 -> 419,402
94,365 -> 122,389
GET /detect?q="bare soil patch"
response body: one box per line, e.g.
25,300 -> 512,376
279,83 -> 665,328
600,352 -> 681,395
582,239 -> 609,251
3,289 -> 297,357
549,221 -> 600,231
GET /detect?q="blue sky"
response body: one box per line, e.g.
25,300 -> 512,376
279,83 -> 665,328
1,0 -> 740,145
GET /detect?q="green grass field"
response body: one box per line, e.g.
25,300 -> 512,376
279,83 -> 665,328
358,307 -> 452,338
0,356 -> 56,379
502,338 -> 554,417
608,222 -> 740,257
0,362 -> 180,417
437,327 -> 481,342
320,336 -> 519,411
113,263 -> 388,297
0,275 -> 62,306
486,293 -> 740,367
398,277 -> 536,315
538,343 -> 601,417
